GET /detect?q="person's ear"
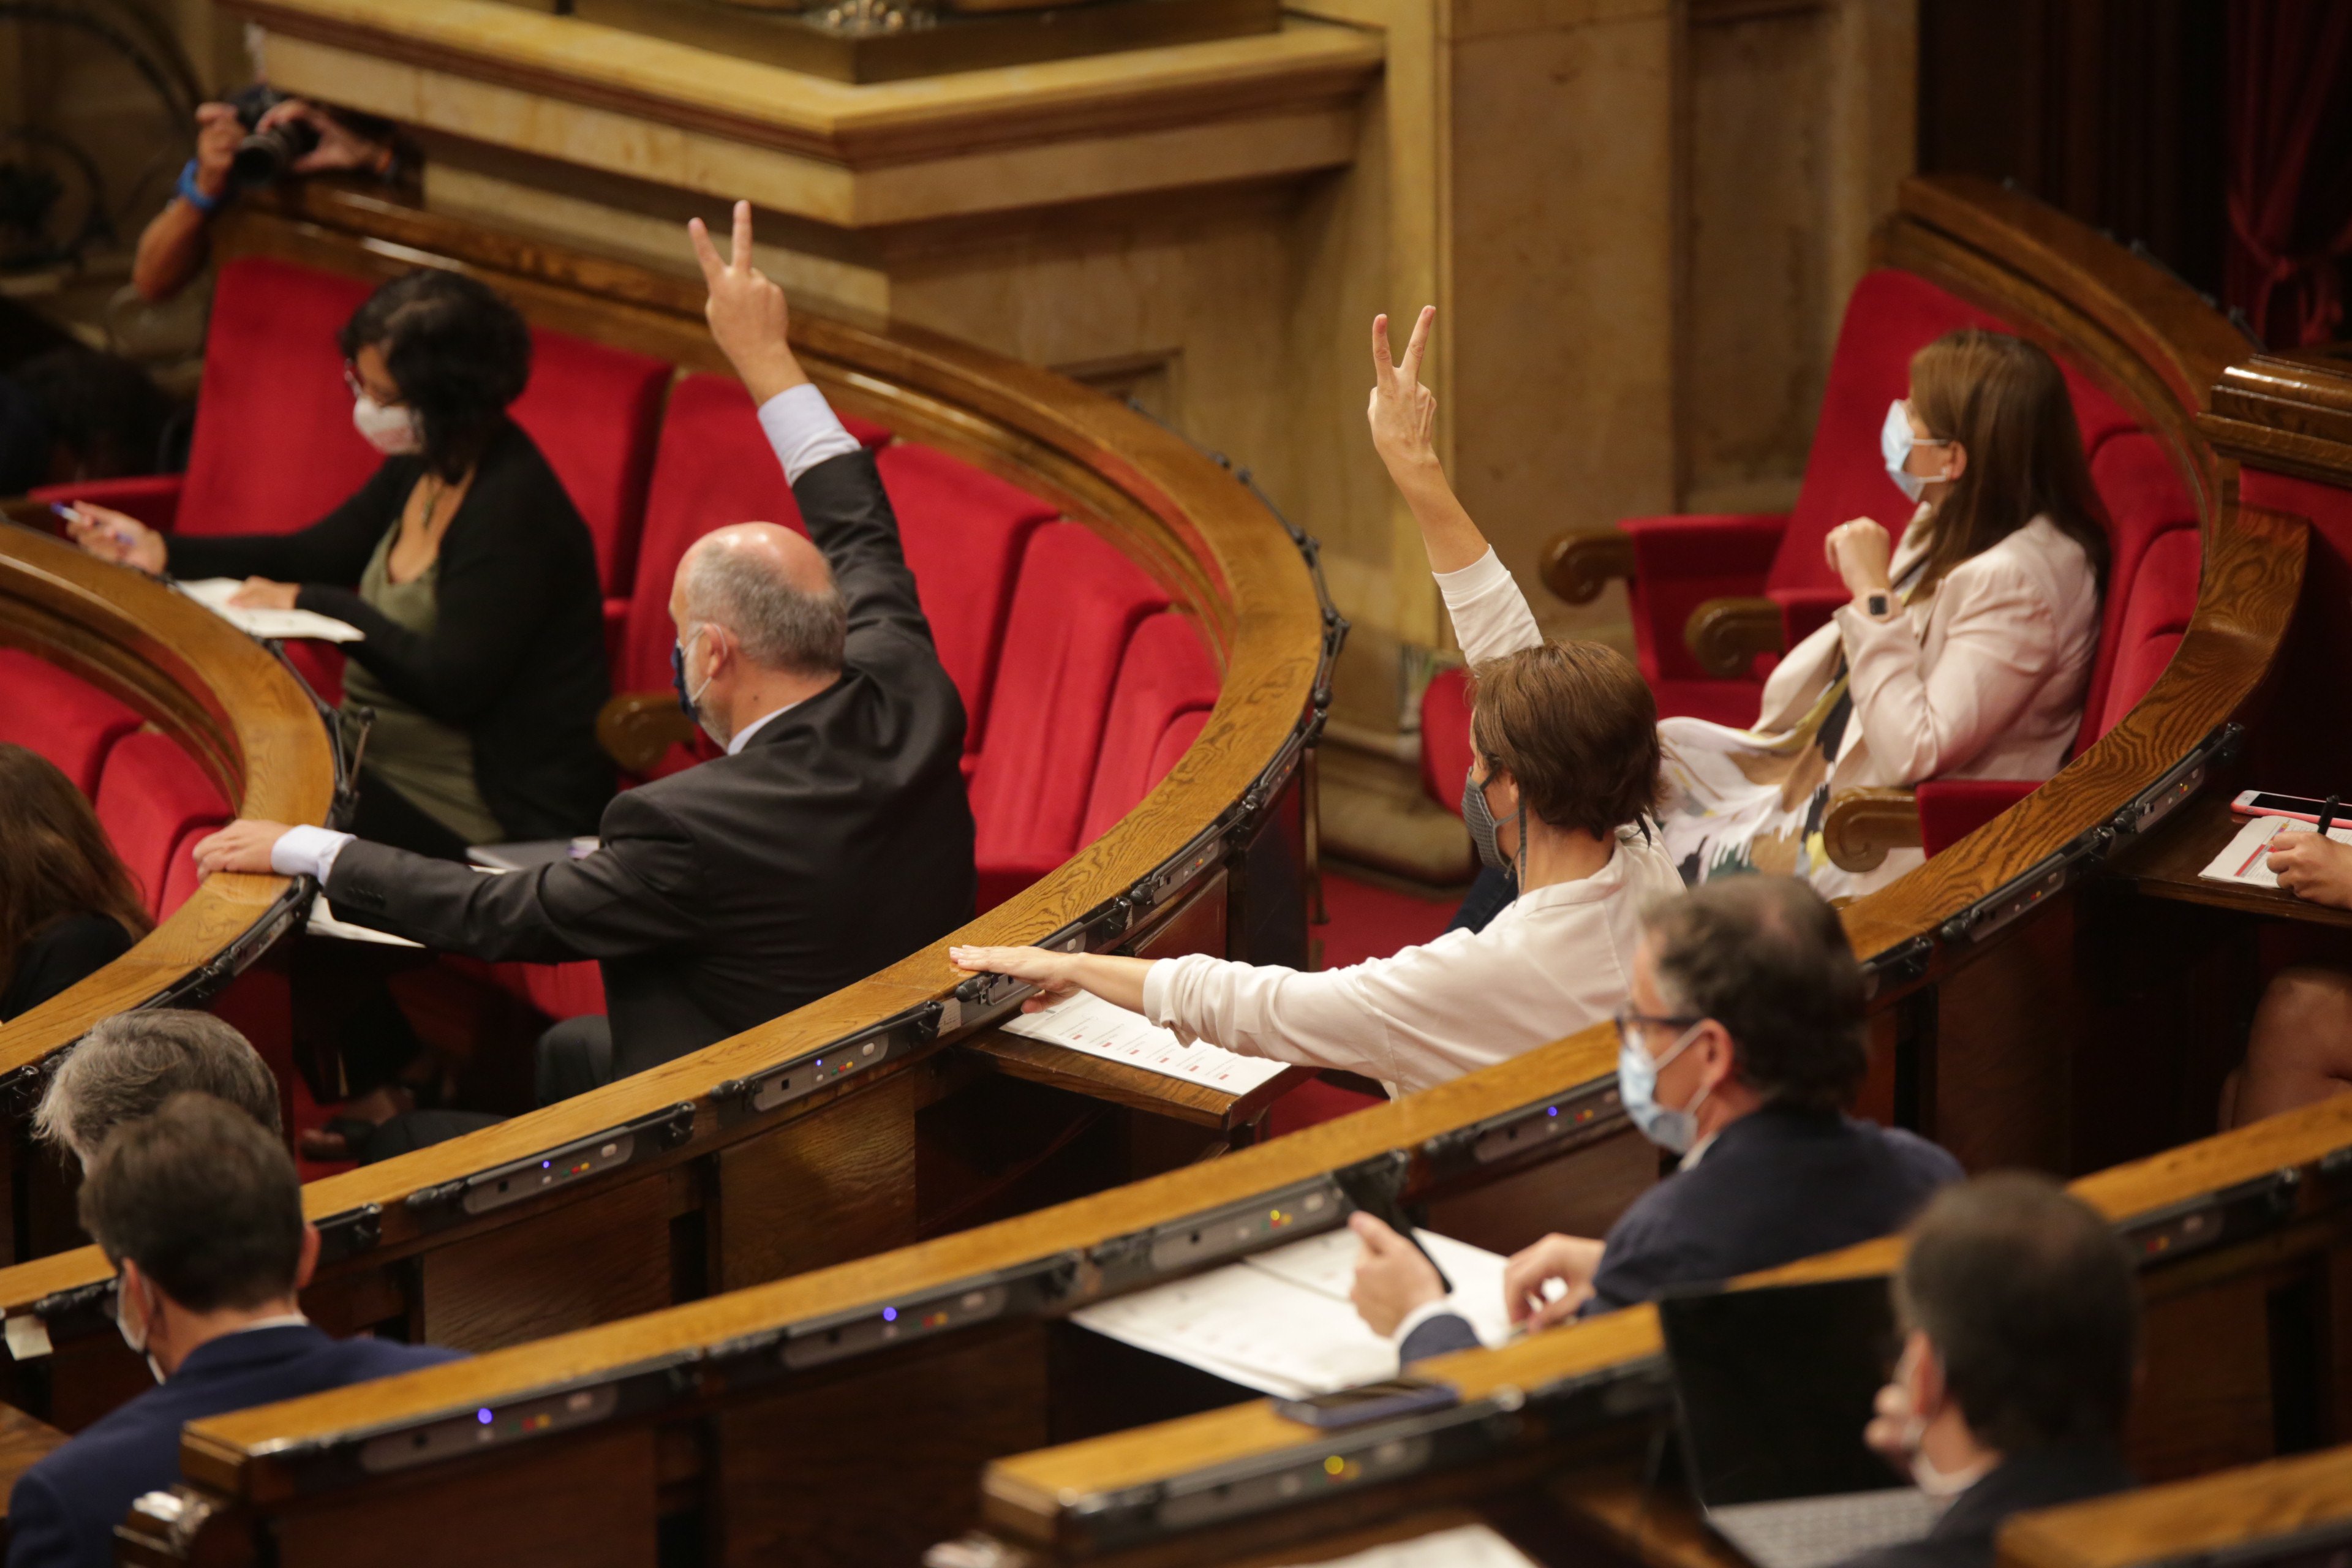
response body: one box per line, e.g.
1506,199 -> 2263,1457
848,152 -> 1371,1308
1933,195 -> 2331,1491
1904,1330 -> 1947,1420
1940,440 -> 1967,484
293,1224 -> 322,1294
1692,1020 -> 1738,1093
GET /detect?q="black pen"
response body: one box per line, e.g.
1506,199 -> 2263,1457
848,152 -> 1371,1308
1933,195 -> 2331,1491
2318,794 -> 2341,841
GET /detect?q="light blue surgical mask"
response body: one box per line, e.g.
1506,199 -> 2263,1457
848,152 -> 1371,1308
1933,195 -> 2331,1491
1881,399 -> 1954,505
1616,1017 -> 1708,1154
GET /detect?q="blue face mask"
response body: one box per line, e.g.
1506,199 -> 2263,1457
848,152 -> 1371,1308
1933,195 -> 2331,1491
1617,1020 -> 1708,1154
671,625 -> 717,741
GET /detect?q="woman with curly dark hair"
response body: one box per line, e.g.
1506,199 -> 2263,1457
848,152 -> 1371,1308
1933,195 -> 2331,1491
0,745 -> 154,1022
66,270 -> 613,857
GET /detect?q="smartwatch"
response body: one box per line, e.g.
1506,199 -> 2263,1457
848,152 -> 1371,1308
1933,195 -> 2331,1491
1865,592 -> 1891,619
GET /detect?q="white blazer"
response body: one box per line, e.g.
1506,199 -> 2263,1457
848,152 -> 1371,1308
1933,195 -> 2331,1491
1755,510 -> 2101,792
1140,548 -> 1683,1097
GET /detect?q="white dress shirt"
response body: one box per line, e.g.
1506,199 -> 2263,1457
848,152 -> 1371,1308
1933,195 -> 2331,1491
272,383 -> 862,884
1139,548 -> 1682,1098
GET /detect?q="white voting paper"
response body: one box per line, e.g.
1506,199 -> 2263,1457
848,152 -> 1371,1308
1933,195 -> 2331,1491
999,990 -> 1289,1097
1272,1523 -> 1539,1568
1070,1226 -> 1512,1399
175,578 -> 363,643
305,900 -> 422,948
2201,815 -> 2352,888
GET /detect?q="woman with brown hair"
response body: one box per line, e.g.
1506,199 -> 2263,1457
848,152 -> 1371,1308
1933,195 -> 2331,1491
948,307 -> 1684,1096
1659,327 -> 2109,897
0,745 -> 154,1021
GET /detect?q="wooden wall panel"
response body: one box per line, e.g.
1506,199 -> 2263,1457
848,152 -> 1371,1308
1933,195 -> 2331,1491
419,1172 -> 684,1352
712,1068 -> 923,1293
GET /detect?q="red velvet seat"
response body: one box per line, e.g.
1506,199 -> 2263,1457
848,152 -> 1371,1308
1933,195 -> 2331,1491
507,333 -> 673,633
1078,612 -> 1221,845
92,731 -> 230,917
1419,665 -> 1477,818
37,257 -> 380,536
970,522 -> 1171,910
878,442 -> 1059,752
0,649 -> 141,796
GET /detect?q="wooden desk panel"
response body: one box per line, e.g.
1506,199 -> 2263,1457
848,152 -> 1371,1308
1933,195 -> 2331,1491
2113,796 -> 2352,930
1999,1444 -> 2352,1568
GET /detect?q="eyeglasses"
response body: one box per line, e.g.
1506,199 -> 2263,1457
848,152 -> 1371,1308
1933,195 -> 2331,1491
1613,1004 -> 1700,1055
343,364 -> 401,405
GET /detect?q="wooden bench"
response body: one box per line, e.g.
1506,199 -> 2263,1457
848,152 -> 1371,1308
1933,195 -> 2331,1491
949,1093 -> 2352,1568
1999,1442 -> 2352,1568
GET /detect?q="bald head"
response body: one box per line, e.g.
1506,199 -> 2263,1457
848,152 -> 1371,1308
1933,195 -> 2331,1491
673,523 -> 845,676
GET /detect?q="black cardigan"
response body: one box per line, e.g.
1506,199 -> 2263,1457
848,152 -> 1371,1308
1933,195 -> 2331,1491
168,420 -> 614,840
0,913 -> 135,1020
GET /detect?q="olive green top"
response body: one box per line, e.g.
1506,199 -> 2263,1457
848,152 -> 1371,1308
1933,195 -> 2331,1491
339,528 -> 505,846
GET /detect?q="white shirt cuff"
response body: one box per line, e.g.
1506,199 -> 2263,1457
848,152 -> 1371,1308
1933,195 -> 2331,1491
756,383 -> 862,486
271,824 -> 355,883
1392,1296 -> 1465,1351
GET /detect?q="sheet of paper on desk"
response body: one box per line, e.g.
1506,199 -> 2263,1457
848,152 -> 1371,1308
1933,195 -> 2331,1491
999,990 -> 1288,1095
2201,816 -> 2352,888
175,578 -> 363,643
1069,1226 -> 1510,1398
1273,1524 -> 1539,1568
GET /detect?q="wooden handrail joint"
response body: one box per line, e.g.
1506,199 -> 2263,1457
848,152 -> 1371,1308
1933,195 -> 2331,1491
1684,595 -> 1787,679
1540,528 -> 1636,606
1823,788 -> 1922,873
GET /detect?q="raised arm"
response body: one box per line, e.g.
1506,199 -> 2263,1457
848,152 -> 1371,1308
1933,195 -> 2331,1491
690,202 -> 931,649
1368,307 -> 1541,663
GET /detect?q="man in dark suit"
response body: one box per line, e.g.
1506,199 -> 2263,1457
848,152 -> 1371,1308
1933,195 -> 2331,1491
6,1095 -> 459,1568
1833,1173 -> 2138,1568
194,201 -> 976,1114
1349,875 -> 1962,1358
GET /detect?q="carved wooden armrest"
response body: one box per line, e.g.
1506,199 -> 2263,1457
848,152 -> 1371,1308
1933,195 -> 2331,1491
1540,529 -> 1637,605
1823,787 -> 1922,873
597,690 -> 696,774
1683,596 -> 1787,679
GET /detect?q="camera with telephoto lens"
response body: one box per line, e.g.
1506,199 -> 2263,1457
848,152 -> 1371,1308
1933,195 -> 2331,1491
225,85 -> 319,190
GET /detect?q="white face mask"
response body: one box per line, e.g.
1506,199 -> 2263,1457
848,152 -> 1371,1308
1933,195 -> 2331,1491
352,393 -> 424,456
1881,399 -> 1953,505
114,1273 -> 164,1384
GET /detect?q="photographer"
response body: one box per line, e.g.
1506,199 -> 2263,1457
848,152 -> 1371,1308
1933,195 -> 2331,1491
133,90 -> 404,306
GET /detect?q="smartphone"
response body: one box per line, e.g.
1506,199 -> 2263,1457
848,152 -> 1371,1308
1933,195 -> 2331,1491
1272,1376 -> 1459,1430
2231,790 -> 2342,826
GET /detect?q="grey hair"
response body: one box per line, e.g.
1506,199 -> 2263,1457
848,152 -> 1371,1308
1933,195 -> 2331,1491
36,1009 -> 281,1167
682,535 -> 846,676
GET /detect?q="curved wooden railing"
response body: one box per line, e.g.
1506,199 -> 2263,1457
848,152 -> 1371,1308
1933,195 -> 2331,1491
76,175 -> 2326,1568
0,529 -> 337,1081
0,186 -> 1339,1379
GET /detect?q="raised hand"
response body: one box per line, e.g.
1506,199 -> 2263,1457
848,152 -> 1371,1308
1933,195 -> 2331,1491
1366,306 -> 1439,477
64,502 -> 167,574
687,200 -> 807,406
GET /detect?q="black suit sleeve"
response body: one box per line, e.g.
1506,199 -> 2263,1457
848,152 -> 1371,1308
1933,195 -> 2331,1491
790,450 -> 940,660
323,790 -> 702,963
298,457 -> 565,723
5,1465 -> 76,1568
165,461 -> 407,586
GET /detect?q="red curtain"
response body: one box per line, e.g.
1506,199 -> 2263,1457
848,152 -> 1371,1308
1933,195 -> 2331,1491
2226,0 -> 2352,347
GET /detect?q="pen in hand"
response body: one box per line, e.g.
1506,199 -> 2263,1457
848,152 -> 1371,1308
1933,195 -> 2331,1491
2316,794 -> 2340,842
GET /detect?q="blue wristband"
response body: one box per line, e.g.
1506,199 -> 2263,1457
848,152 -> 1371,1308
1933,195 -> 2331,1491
176,159 -> 225,216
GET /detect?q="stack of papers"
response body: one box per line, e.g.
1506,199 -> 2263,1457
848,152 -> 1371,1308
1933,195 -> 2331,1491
175,578 -> 362,643
306,900 -> 422,948
1000,991 -> 1289,1096
2200,815 -> 2352,888
1070,1226 -> 1511,1398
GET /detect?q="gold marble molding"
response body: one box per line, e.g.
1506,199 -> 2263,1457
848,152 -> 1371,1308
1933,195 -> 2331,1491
229,0 -> 1382,222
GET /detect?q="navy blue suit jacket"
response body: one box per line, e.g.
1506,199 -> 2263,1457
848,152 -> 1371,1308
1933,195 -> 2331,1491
7,1325 -> 460,1568
1401,1106 -> 1961,1362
